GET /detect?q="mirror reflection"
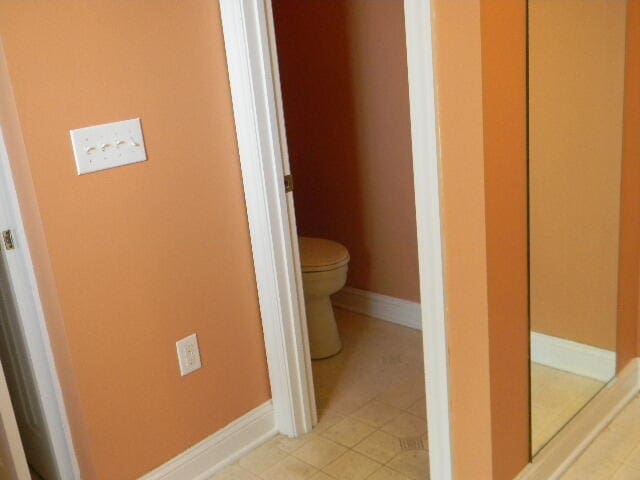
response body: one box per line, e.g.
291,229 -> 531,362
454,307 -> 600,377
528,0 -> 627,454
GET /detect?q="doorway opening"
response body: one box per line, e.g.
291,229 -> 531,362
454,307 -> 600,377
217,0 -> 450,477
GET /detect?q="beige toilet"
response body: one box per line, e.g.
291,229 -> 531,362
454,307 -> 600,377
299,237 -> 350,359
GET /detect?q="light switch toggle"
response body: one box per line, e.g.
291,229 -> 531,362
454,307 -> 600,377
70,118 -> 147,175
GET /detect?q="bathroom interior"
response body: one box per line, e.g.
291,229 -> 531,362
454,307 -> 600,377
271,0 -> 429,478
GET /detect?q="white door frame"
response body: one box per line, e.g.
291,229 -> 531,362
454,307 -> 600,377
0,132 -> 80,479
219,1 -> 452,478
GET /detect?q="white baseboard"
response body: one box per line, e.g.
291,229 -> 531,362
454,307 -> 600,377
333,288 -> 614,382
332,287 -> 421,330
516,358 -> 640,480
138,401 -> 276,480
531,332 -> 616,382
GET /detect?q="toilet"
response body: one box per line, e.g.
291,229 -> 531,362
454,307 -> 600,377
299,237 -> 350,359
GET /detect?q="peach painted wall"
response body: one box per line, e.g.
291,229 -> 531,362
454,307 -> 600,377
0,2 -> 270,479
434,0 -> 529,478
272,0 -> 420,303
480,1 -> 530,477
529,0 -> 627,351
433,1 -> 493,476
0,40 -> 97,478
619,0 -> 640,370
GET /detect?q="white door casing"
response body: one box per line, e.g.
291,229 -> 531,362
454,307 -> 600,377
0,128 -> 79,479
219,0 -> 316,436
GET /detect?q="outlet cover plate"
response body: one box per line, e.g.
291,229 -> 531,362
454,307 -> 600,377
176,333 -> 202,376
70,118 -> 147,175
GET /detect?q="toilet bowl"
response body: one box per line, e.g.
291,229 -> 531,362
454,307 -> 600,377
299,237 -> 350,359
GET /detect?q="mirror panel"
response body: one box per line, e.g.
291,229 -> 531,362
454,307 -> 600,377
528,0 -> 627,454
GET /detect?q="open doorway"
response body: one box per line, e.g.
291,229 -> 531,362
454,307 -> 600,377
271,0 -> 427,474
216,0 -> 450,478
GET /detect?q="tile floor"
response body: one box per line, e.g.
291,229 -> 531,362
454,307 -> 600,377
531,363 -> 606,453
211,308 -> 428,480
561,394 -> 640,479
211,308 -> 618,479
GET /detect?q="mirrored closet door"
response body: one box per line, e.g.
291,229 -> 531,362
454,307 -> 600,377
528,0 -> 627,454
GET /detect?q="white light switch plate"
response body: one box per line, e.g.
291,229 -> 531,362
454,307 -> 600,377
70,118 -> 147,175
176,333 -> 202,376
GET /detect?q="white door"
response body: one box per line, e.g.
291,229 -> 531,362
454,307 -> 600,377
0,353 -> 29,480
0,254 -> 58,480
264,1 -> 318,425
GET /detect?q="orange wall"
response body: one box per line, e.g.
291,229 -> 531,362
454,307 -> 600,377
434,0 -> 529,478
0,2 -> 270,479
529,0 -> 627,352
0,40 -> 98,478
619,0 -> 640,369
433,1 -> 493,476
272,0 -> 420,302
481,1 -> 530,477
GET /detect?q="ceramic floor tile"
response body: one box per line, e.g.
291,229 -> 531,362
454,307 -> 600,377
273,432 -> 317,453
260,456 -> 318,480
386,450 -> 430,480
381,412 -> 428,439
367,466 -> 412,480
376,382 -> 425,410
313,410 -> 345,434
407,397 -> 427,418
237,439 -> 288,475
292,436 -> 347,469
352,400 -> 404,427
321,417 -> 376,448
561,458 -> 621,480
309,472 -> 334,480
353,430 -> 402,464
209,464 -> 261,480
322,451 -> 381,480
612,464 -> 640,480
225,309 -> 430,479
562,395 -> 640,479
622,444 -> 640,470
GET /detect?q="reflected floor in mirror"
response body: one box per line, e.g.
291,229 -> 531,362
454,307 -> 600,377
531,363 -> 605,453
211,308 -> 428,480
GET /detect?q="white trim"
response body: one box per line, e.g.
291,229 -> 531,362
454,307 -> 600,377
531,332 -> 616,382
404,1 -> 452,478
0,131 -> 80,479
138,401 -> 276,480
219,0 -> 314,436
262,0 -> 318,429
220,1 -> 452,479
332,287 -> 421,330
516,359 -> 640,480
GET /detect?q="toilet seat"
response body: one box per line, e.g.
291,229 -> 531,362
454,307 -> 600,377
299,237 -> 350,273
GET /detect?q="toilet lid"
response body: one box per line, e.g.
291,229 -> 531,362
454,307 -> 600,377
299,237 -> 350,272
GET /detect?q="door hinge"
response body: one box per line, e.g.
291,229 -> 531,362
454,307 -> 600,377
2,230 -> 14,250
284,174 -> 294,193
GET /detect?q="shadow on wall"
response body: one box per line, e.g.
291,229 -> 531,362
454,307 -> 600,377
272,0 -> 420,302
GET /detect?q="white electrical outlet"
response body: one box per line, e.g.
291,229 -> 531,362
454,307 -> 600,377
176,333 -> 202,376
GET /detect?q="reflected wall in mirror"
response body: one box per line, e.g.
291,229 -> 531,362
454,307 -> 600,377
528,0 -> 627,455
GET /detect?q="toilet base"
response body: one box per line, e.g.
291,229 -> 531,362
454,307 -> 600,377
305,296 -> 342,360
